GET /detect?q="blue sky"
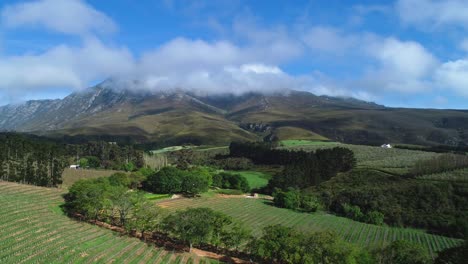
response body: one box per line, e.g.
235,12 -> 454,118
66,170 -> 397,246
1,0 -> 468,109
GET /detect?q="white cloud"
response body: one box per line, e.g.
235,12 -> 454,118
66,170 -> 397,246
0,39 -> 134,93
396,0 -> 468,29
1,0 -> 117,36
364,38 -> 438,93
436,59 -> 468,97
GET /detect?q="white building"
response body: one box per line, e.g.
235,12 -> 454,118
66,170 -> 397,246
381,144 -> 392,149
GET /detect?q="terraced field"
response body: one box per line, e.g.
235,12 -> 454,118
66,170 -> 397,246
0,181 -> 218,264
158,196 -> 462,258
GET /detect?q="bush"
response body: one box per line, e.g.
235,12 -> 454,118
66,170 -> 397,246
378,240 -> 431,264
301,194 -> 321,212
273,188 -> 301,210
212,172 -> 250,192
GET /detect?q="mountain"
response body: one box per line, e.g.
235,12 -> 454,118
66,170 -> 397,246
1,84 -> 467,146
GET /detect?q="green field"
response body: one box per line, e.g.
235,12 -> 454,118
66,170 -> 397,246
280,140 -> 336,147
157,196 -> 462,258
0,181 -> 218,264
282,142 -> 439,174
61,168 -> 122,188
225,170 -> 271,190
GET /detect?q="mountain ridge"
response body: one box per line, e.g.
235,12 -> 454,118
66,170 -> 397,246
1,84 -> 467,146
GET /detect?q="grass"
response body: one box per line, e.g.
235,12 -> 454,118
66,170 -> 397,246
280,139 -> 336,147
61,168 -> 122,188
157,196 -> 462,258
225,170 -> 271,190
0,181 -> 206,264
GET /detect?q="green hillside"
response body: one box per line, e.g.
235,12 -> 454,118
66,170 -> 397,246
0,181 -> 214,264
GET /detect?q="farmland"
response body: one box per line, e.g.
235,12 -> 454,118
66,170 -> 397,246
418,168 -> 468,182
282,141 -> 439,174
61,168 -> 122,188
157,196 -> 462,258
0,181 -> 217,264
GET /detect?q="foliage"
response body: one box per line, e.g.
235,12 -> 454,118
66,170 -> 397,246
210,157 -> 254,170
249,225 -> 370,264
273,188 -> 321,212
0,133 -> 67,187
273,188 -> 301,210
435,240 -> 468,264
142,166 -> 211,195
375,240 -> 431,264
161,207 -> 250,251
212,172 -> 250,192
317,169 -> 468,237
229,141 -> 356,190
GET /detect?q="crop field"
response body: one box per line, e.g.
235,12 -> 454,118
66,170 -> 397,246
61,168 -> 122,188
283,142 -> 439,173
157,197 -> 462,257
418,168 -> 468,182
0,181 -> 217,264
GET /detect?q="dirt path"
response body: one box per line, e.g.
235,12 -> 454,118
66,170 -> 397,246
191,248 -> 251,264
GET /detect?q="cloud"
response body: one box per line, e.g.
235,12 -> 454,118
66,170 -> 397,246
114,38 -> 320,96
435,59 -> 468,97
460,38 -> 468,52
396,0 -> 468,29
1,0 -> 117,36
363,37 -> 438,93
302,26 -> 357,53
0,39 -> 134,94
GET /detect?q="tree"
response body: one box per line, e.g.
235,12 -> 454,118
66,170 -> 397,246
220,221 -> 251,252
378,240 -> 431,264
273,188 -> 301,210
143,167 -> 184,194
162,208 -> 218,251
126,194 -> 165,240
182,172 -> 210,195
109,186 -> 135,226
79,157 -> 89,168
108,172 -> 131,187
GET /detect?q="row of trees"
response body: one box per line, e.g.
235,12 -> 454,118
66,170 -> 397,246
142,167 -> 251,195
64,175 -> 251,253
229,142 -> 356,190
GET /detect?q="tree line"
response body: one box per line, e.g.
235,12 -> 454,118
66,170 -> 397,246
229,141 -> 356,190
142,167 -> 251,195
0,133 -> 67,186
0,133 -> 145,187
